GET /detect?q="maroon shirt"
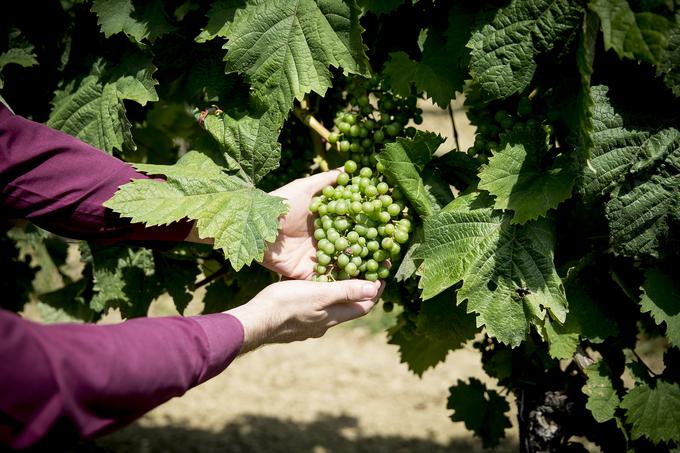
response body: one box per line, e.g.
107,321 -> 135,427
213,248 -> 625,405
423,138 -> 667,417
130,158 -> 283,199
0,103 -> 245,449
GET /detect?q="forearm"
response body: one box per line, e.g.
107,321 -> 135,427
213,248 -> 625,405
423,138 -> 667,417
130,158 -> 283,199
0,310 -> 243,449
0,103 -> 192,243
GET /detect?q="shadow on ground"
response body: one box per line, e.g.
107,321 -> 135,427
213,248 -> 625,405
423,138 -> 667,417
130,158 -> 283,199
76,413 -> 516,453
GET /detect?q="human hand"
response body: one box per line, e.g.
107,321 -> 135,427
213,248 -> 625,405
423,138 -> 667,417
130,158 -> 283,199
226,279 -> 383,352
262,170 -> 342,279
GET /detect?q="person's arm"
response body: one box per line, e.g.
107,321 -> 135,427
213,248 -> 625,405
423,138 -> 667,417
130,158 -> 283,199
0,102 -> 192,244
0,279 -> 381,449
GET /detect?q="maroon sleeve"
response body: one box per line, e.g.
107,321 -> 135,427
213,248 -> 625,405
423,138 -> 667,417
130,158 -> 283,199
0,103 -> 192,243
0,310 -> 244,449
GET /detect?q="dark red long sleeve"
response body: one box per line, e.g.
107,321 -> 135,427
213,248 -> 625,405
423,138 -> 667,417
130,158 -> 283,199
0,310 -> 243,449
0,103 -> 245,449
0,102 -> 192,243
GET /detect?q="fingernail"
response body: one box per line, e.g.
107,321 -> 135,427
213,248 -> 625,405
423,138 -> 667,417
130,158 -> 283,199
361,283 -> 377,299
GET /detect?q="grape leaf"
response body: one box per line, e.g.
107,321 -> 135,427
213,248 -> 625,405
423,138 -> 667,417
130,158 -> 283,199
639,267 -> 680,346
582,361 -> 621,423
565,276 -> 619,344
154,252 -> 201,315
478,124 -> 575,224
91,0 -> 176,43
388,289 -> 478,376
195,0 -> 244,42
394,227 -> 423,282
578,85 -> 676,199
0,30 -> 38,90
657,17 -> 680,96
467,0 -> 584,100
447,378 -> 511,448
590,0 -> 674,65
203,110 -> 281,184
48,58 -> 159,155
414,193 -> 568,346
38,270 -> 99,323
88,244 -> 159,315
543,315 -> 580,360
222,0 -> 370,121
605,132 -> 680,257
104,151 -> 288,270
376,131 -> 445,217
203,265 -> 276,314
620,380 -> 680,444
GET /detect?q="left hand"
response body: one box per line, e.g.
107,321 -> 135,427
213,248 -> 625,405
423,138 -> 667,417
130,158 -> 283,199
262,169 -> 342,279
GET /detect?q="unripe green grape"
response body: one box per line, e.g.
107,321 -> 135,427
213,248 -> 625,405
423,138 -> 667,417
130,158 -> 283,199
377,225 -> 386,236
365,185 -> 378,198
373,249 -> 388,262
316,264 -> 327,274
344,160 -> 358,174
377,182 -> 389,195
336,173 -> 350,186
326,200 -> 337,214
358,95 -> 370,107
358,127 -> 369,138
350,201 -> 363,214
317,253 -> 332,266
314,228 -> 326,240
359,263 -> 367,273
367,240 -> 380,252
309,201 -> 320,213
347,231 -> 360,243
364,272 -> 379,282
361,137 -> 372,148
362,201 -> 375,214
398,218 -> 412,232
386,122 -> 401,136
349,124 -> 361,137
381,237 -> 394,250
377,266 -> 390,279
350,142 -> 361,153
377,211 -> 391,224
394,229 -> 409,244
339,140 -> 351,152
335,200 -> 348,215
350,243 -> 362,256
387,203 -> 401,217
334,217 -> 350,231
365,119 -> 376,129
382,301 -> 393,312
318,275 -> 329,282
390,242 -> 401,255
335,237 -> 349,251
366,228 -> 378,239
379,195 -> 392,207
380,114 -> 392,125
413,115 -> 423,125
345,262 -> 358,276
366,259 -> 379,272
404,127 -> 416,138
338,121 -> 351,134
337,270 -> 350,280
337,253 -> 350,267
384,223 -> 395,236
344,113 -> 356,125
322,186 -> 335,198
351,193 -> 362,203
328,132 -> 340,144
360,246 -> 369,257
372,199 -> 383,211
351,256 -> 363,267
354,224 -> 368,236
373,130 -> 385,143
317,204 -> 328,216
314,218 -> 322,229
326,229 -> 340,243
359,167 -> 373,178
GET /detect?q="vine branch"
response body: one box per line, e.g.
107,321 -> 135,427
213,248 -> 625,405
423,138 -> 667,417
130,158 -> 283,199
447,102 -> 461,151
190,265 -> 230,291
293,99 -> 334,171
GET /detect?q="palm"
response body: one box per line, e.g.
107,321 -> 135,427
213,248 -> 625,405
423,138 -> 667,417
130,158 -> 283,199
262,170 -> 341,279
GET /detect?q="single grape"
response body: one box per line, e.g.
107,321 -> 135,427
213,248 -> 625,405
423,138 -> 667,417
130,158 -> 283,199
366,259 -> 379,272
328,132 -> 340,144
384,223 -> 395,236
322,186 -> 334,198
377,266 -> 390,279
373,249 -> 388,262
387,203 -> 401,217
337,173 -> 350,186
337,253 -> 350,268
365,185 -> 378,198
366,227 -> 378,239
379,195 -> 392,207
335,237 -> 349,251
350,243 -> 362,256
338,121 -> 351,134
318,275 -> 329,282
381,237 -> 394,250
314,228 -> 326,240
335,200 -> 348,215
339,140 -> 351,152
377,211 -> 391,224
359,167 -> 373,178
317,253 -> 332,266
344,160 -> 358,173
367,240 -> 380,252
364,272 -> 379,282
347,231 -> 360,243
345,262 -> 358,276
316,264 -> 327,274
394,229 -> 409,244
377,182 -> 389,195
362,201 -> 375,214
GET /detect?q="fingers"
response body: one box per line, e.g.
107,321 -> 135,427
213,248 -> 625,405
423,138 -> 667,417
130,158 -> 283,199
325,299 -> 378,325
300,168 -> 343,193
315,280 -> 381,308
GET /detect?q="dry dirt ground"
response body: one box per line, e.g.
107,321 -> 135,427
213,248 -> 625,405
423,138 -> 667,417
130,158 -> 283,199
91,322 -> 519,453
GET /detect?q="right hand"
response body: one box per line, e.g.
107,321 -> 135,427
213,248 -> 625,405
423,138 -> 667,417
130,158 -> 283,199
226,279 -> 383,353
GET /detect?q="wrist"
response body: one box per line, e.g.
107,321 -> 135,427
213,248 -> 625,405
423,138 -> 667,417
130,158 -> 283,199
226,302 -> 273,353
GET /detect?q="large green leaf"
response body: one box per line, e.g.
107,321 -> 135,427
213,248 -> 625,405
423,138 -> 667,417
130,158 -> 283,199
414,193 -> 568,346
388,289 -> 478,376
195,0 -> 244,42
203,110 -> 281,184
578,85 -> 676,199
582,361 -> 621,423
223,0 -> 370,121
639,267 -> 680,346
657,16 -> 680,96
104,152 -> 288,270
376,131 -> 444,217
467,0 -> 584,100
447,378 -> 512,448
620,380 -> 680,444
590,0 -> 674,66
48,58 -> 159,155
0,29 -> 38,90
91,0 -> 176,43
605,129 -> 680,258
478,125 -> 575,224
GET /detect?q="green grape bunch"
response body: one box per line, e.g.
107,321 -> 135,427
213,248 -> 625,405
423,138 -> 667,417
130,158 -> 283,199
308,159 -> 413,282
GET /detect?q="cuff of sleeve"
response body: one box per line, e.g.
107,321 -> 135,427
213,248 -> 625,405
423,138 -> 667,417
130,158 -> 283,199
191,313 -> 245,383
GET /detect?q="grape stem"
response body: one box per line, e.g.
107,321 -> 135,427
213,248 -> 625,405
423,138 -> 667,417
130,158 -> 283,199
190,264 -> 230,291
293,100 -> 332,171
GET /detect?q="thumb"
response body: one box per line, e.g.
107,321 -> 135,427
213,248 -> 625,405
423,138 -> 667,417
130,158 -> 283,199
316,280 -> 381,307
303,168 -> 343,193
